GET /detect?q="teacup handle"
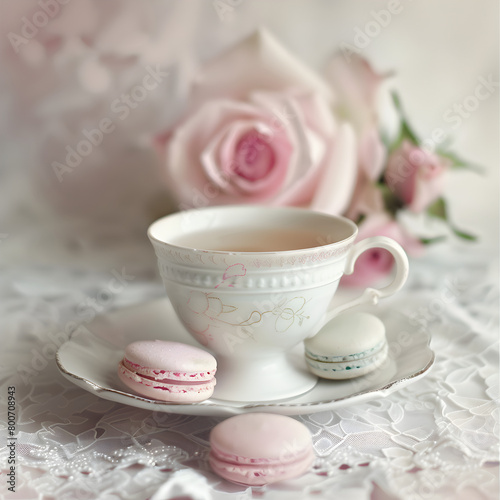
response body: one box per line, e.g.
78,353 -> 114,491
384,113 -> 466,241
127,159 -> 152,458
325,236 -> 409,321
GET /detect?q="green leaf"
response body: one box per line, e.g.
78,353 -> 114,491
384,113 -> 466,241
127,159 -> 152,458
399,117 -> 420,146
451,227 -> 477,241
356,213 -> 366,226
419,235 -> 448,245
436,149 -> 484,174
391,92 -> 420,148
378,182 -> 404,217
427,197 -> 447,221
391,91 -> 404,113
427,198 -> 477,242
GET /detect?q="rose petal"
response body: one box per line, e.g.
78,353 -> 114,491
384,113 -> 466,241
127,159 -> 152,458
190,29 -> 332,108
359,127 -> 387,181
310,123 -> 358,215
251,90 -> 336,184
271,127 -> 325,206
287,90 -> 336,138
201,119 -> 264,194
345,176 -> 385,221
324,51 -> 383,133
410,155 -> 449,213
251,92 -> 329,206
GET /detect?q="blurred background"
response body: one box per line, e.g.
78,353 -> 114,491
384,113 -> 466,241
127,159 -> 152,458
0,0 -> 498,277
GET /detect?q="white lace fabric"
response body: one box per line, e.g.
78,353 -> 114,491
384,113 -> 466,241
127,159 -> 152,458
0,241 -> 498,500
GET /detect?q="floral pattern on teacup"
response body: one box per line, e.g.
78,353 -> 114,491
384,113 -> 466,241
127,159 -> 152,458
214,263 -> 247,289
273,297 -> 310,333
183,290 -> 311,344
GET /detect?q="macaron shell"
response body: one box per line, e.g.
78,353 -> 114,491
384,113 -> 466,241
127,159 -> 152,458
305,312 -> 386,357
209,413 -> 312,461
306,341 -> 388,380
122,357 -> 215,382
209,413 -> 314,486
118,361 -> 215,402
209,446 -> 314,486
124,340 -> 217,375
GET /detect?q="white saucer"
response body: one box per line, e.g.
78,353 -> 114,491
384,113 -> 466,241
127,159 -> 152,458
56,298 -> 434,417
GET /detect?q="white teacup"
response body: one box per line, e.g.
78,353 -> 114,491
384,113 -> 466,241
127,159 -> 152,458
148,205 -> 408,402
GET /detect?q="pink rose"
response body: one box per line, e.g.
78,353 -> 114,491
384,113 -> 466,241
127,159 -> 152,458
385,140 -> 450,213
341,212 -> 423,287
157,30 -> 357,214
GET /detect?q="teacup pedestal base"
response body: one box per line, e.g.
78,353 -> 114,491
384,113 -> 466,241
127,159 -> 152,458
212,352 -> 318,402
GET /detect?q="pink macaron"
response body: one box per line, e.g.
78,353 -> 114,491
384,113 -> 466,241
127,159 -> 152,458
117,340 -> 217,403
209,413 -> 314,486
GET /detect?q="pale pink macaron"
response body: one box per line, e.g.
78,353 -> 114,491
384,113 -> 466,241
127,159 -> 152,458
117,340 -> 217,403
209,413 -> 314,486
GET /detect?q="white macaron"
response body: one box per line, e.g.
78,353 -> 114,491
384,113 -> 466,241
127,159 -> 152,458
304,312 -> 388,379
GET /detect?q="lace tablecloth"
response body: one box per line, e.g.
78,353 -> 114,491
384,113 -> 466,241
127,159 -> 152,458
1,237 -> 498,500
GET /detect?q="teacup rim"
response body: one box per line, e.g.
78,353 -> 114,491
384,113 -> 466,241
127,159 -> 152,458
148,205 -> 358,256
